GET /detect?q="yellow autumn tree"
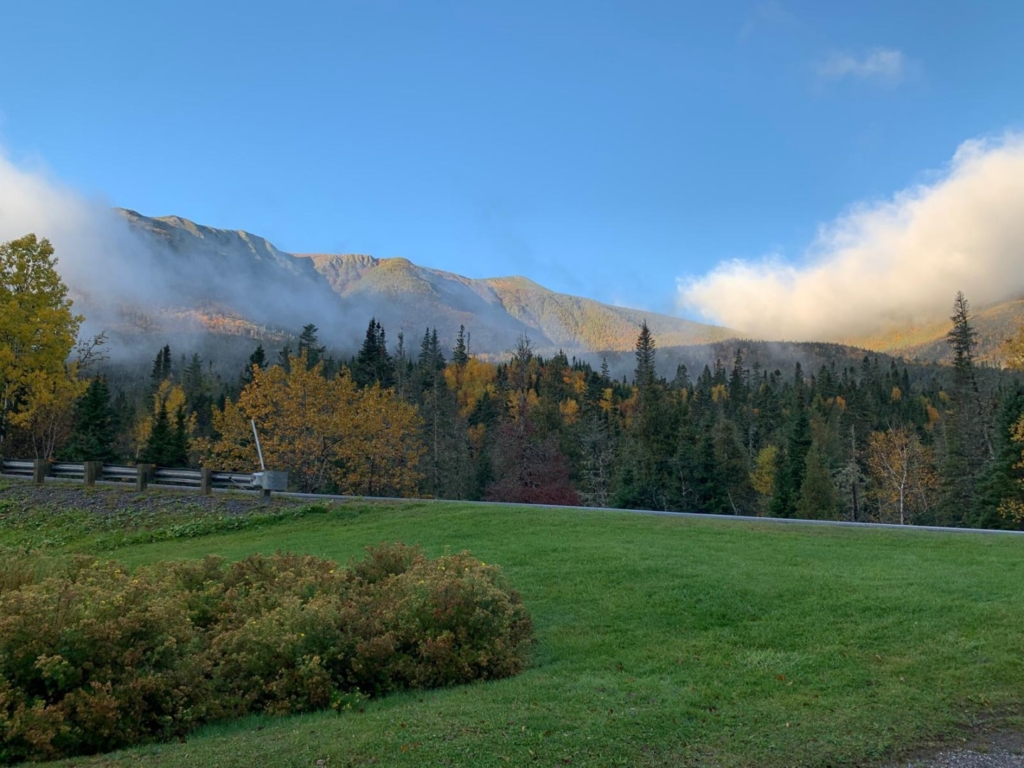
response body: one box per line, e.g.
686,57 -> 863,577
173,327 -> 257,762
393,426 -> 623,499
443,357 -> 497,418
749,444 -> 778,516
203,353 -> 423,495
134,379 -> 195,458
7,365 -> 86,458
0,235 -> 83,451
866,426 -> 937,525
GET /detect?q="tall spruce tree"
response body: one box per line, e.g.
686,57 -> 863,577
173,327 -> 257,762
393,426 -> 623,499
974,384 -> 1024,529
240,344 -> 267,386
276,343 -> 293,373
297,324 -> 325,369
939,292 -> 991,525
452,324 -> 469,366
613,322 -> 676,510
795,443 -> 841,520
169,406 -> 190,467
141,402 -> 173,466
62,377 -> 118,462
355,318 -> 395,388
141,402 -> 190,467
770,387 -> 812,518
150,345 -> 172,386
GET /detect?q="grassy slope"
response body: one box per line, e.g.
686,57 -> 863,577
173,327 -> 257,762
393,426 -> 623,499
23,499 -> 1024,768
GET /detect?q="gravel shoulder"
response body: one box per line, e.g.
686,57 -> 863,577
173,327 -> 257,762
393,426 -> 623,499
893,732 -> 1024,768
0,476 -> 313,517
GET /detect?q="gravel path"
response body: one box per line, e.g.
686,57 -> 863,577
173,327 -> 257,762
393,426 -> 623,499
901,749 -> 1024,767
893,733 -> 1024,768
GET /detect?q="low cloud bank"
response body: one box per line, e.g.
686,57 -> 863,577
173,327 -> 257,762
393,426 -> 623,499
680,135 -> 1024,340
0,149 -> 349,356
0,152 -> 143,310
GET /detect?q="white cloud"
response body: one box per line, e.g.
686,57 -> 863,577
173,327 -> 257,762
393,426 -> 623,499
679,134 -> 1024,341
817,48 -> 908,85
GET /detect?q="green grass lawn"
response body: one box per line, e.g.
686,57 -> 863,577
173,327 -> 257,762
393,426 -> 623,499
12,494 -> 1024,767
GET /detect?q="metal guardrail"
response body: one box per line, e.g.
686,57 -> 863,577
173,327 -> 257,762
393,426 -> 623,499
0,459 -> 282,496
3,460 -> 34,477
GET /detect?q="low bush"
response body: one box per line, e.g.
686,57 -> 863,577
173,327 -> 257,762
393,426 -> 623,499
0,544 -> 532,763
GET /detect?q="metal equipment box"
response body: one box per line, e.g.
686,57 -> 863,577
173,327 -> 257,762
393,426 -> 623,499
252,471 -> 288,491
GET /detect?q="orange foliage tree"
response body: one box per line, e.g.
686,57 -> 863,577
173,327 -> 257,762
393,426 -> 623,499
202,353 -> 423,495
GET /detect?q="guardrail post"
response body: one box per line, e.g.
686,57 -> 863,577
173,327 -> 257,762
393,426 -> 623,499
136,463 -> 155,492
200,467 -> 213,495
83,461 -> 102,487
33,459 -> 50,485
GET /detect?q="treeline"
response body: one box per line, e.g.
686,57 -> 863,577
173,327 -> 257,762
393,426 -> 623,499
15,303 -> 1024,531
3,235 -> 1023,528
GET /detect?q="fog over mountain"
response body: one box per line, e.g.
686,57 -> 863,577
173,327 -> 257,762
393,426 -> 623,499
680,134 -> 1024,342
0,148 -> 728,359
0,151 -> 352,354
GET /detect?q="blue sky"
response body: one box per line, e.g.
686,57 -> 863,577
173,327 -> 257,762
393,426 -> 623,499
1,0 -> 1021,318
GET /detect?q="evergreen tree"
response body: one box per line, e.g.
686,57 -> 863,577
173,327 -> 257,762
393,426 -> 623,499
975,384 -> 1024,529
182,354 -> 205,403
415,328 -> 446,389
713,418 -> 754,513
634,321 -> 656,390
727,349 -> 748,412
297,324 -> 325,369
141,402 -> 173,466
672,363 -> 690,390
795,443 -> 841,520
392,331 -> 414,401
141,402 -> 190,467
938,292 -> 991,524
354,318 -> 395,388
62,377 -> 118,462
418,377 -> 472,499
770,389 -> 812,518
240,344 -> 267,386
577,404 -> 616,507
452,324 -> 469,366
150,345 -> 172,385
169,406 -> 190,467
833,425 -> 866,521
276,343 -> 293,373
614,322 -> 676,510
947,292 -> 979,392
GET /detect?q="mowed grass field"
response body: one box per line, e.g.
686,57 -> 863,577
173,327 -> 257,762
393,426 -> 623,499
10,493 -> 1024,768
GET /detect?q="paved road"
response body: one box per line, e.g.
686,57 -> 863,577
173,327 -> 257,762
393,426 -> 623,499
236,486 -> 1024,537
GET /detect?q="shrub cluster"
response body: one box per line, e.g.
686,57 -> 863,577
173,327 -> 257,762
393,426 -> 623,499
0,544 -> 532,763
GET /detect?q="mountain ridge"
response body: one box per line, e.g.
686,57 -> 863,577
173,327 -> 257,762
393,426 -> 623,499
102,210 -> 733,355
93,209 -> 1021,365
